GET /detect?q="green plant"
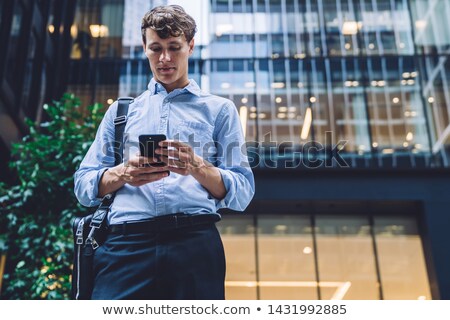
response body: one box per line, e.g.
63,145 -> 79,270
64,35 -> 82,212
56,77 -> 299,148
0,93 -> 104,299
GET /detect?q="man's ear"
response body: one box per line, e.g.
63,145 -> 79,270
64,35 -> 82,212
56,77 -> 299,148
188,38 -> 195,55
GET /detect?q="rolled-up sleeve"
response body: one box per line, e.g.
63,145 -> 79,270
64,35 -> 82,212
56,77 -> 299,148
74,103 -> 117,207
213,102 -> 255,211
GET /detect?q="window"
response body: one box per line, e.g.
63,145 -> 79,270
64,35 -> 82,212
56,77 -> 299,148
219,212 -> 431,300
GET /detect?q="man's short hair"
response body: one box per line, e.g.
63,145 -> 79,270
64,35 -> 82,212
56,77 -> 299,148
141,5 -> 197,45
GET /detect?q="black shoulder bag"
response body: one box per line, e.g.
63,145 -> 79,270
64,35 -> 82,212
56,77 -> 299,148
71,97 -> 133,300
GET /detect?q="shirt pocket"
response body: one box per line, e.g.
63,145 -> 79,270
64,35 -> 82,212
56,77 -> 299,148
172,120 -> 216,158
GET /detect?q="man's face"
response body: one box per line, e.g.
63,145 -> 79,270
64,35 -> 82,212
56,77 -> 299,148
143,29 -> 194,92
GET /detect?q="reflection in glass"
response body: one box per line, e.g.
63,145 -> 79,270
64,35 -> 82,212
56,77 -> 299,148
218,213 -> 431,300
375,217 -> 431,299
67,0 -> 450,167
315,216 -> 379,299
258,215 -> 317,299
217,216 -> 257,299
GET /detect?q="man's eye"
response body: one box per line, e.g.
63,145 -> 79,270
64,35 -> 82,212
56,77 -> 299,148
150,47 -> 161,52
170,47 -> 181,51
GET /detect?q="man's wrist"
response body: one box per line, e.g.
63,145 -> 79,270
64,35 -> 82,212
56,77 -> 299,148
106,165 -> 126,184
189,156 -> 208,176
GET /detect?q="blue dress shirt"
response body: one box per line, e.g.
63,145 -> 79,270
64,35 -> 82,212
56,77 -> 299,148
74,79 -> 255,224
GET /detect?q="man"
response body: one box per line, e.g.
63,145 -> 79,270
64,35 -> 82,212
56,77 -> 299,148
74,5 -> 254,299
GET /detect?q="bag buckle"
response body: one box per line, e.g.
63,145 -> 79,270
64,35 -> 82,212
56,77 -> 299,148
91,239 -> 99,250
113,115 -> 127,125
76,219 -> 85,244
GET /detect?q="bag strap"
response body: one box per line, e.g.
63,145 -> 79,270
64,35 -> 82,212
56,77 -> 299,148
88,97 -> 133,232
114,97 -> 133,165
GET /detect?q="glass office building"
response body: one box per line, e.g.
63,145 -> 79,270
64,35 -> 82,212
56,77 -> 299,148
1,0 -> 450,300
67,0 -> 450,168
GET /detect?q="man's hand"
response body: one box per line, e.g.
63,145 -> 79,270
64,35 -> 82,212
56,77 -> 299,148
156,140 -> 227,200
98,155 -> 169,197
116,155 -> 170,187
156,140 -> 206,176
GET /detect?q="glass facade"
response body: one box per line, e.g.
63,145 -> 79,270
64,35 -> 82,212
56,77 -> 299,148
66,0 -> 450,168
217,213 -> 431,300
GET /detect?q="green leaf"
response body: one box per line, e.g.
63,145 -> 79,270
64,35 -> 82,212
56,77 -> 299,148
1,93 -> 105,299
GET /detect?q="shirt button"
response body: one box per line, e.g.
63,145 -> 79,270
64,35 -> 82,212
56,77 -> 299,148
157,189 -> 162,194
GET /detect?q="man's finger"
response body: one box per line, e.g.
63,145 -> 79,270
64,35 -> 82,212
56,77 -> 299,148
159,140 -> 189,149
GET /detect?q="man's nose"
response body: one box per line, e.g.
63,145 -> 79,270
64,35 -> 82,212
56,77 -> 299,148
159,50 -> 171,62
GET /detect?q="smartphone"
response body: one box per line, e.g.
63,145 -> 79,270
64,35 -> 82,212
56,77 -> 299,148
139,134 -> 167,167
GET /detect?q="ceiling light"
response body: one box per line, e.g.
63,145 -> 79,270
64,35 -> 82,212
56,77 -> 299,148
221,82 -> 231,89
278,106 -> 288,112
406,132 -> 414,141
415,20 -> 427,30
428,97 -> 435,103
393,97 -> 400,104
89,24 -> 109,38
241,97 -> 248,104
275,97 -> 282,103
244,82 -> 256,88
342,21 -> 359,35
239,106 -> 248,137
310,96 -> 317,103
300,107 -> 312,140
271,82 -> 285,89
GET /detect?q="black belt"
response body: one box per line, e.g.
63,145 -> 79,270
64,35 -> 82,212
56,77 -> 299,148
108,213 -> 220,235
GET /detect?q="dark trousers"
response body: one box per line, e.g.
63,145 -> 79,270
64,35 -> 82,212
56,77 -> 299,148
91,223 -> 226,299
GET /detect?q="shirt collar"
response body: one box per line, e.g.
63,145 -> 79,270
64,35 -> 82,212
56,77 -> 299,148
147,78 -> 201,97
